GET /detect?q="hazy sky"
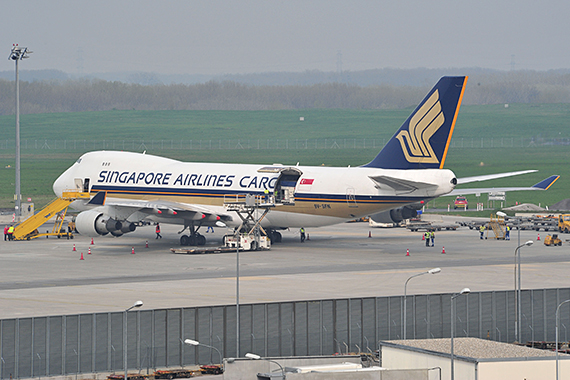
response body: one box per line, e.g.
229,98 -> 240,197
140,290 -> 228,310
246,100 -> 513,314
3,0 -> 569,75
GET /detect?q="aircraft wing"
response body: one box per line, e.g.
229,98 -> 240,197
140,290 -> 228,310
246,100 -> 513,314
87,191 -> 232,226
449,175 -> 560,196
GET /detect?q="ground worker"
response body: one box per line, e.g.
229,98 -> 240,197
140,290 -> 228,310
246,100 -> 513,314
480,224 -> 485,240
7,225 -> 15,241
505,225 -> 510,240
3,225 -> 8,241
264,188 -> 270,203
430,230 -> 435,247
155,223 -> 162,239
300,227 -> 306,243
206,225 -> 214,233
424,231 -> 430,247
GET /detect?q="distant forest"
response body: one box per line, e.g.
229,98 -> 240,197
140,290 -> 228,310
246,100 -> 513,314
1,68 -> 570,115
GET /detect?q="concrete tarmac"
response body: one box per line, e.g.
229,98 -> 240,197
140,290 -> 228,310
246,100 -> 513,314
1,217 -> 570,319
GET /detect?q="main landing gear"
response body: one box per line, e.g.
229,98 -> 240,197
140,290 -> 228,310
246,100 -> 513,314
179,223 -> 206,246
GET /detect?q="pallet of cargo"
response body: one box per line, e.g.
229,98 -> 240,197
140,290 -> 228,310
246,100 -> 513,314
153,369 -> 195,379
200,365 -> 222,375
107,374 -> 148,380
170,246 -> 243,255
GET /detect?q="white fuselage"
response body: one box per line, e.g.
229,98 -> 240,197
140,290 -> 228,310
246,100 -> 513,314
53,151 -> 457,228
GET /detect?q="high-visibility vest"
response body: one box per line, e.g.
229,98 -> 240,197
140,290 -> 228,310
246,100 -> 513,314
8,226 -> 14,234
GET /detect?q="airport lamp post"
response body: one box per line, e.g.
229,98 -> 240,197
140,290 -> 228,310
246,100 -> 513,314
514,240 -> 533,342
451,288 -> 470,380
245,353 -> 285,379
403,268 -> 441,340
124,301 -> 143,380
8,44 -> 32,219
184,339 -> 223,371
556,299 -> 570,380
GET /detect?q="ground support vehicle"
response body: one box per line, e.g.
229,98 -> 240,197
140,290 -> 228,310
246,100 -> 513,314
544,234 -> 563,246
454,196 -> 468,210
559,214 -> 570,233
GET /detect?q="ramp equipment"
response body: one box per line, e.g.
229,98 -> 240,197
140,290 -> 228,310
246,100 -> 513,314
488,213 -> 506,240
222,193 -> 275,251
12,191 -> 90,241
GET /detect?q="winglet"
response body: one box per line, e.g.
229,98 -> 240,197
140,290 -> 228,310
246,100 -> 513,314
532,175 -> 560,190
88,191 -> 107,205
363,76 -> 468,170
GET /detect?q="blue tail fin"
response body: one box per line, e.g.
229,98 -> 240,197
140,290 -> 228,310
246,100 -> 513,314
363,76 -> 468,169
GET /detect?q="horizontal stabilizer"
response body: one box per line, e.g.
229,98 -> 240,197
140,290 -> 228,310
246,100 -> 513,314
457,170 -> 537,185
88,191 -> 106,205
449,175 -> 560,196
532,175 -> 560,190
369,175 -> 438,193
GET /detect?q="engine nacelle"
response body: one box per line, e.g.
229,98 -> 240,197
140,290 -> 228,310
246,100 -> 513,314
370,203 -> 424,224
75,210 -> 136,237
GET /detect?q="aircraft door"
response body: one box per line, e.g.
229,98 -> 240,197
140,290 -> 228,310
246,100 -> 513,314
274,168 -> 302,205
74,178 -> 83,190
83,178 -> 90,193
346,187 -> 358,208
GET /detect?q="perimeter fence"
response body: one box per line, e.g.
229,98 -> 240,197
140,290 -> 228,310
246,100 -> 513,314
1,287 -> 570,379
0,137 -> 569,152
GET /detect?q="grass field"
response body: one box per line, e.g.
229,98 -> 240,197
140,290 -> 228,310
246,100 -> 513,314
1,104 -> 569,210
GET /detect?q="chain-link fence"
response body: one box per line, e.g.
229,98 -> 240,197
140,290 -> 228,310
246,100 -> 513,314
1,287 -> 570,379
1,137 -> 569,152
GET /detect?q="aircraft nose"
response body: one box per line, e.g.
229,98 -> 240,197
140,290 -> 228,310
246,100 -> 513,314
53,171 -> 68,197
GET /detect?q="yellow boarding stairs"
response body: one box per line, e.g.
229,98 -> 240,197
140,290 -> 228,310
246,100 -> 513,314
487,213 -> 506,240
12,191 -> 90,241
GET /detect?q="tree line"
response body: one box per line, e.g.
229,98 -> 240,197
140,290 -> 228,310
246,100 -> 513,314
0,70 -> 569,115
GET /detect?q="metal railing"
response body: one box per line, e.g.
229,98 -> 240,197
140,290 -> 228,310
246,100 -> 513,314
0,287 -> 569,379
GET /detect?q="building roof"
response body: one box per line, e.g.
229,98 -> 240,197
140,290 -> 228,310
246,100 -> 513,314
381,337 -> 568,362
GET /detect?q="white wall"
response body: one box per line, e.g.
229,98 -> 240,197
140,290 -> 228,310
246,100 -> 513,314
382,346 -> 475,380
479,359 -> 570,380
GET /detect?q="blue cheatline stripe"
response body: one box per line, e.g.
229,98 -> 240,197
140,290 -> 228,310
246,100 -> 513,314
91,185 -> 424,205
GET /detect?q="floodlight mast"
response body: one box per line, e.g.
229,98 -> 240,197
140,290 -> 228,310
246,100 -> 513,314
9,44 -> 32,220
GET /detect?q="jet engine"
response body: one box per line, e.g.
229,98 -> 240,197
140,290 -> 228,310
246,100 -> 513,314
369,202 -> 424,224
75,210 -> 136,237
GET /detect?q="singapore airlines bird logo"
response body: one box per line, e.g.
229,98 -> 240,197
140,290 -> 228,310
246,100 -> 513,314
395,90 -> 444,163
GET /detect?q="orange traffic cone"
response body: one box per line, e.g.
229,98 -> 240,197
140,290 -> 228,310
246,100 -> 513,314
537,233 -> 540,241
406,249 -> 410,256
145,240 -> 149,248
368,231 -> 372,238
442,246 -> 446,254
91,238 -> 94,245
88,247 -> 91,255
80,252 -> 84,260
422,234 -> 425,240
131,247 -> 135,254
72,244 -> 76,251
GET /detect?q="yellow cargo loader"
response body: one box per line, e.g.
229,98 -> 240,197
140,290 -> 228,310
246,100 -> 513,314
12,191 -> 90,241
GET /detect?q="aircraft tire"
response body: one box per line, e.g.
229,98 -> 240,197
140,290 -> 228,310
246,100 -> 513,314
271,231 -> 282,243
188,235 -> 197,246
180,235 -> 190,246
197,234 -> 206,246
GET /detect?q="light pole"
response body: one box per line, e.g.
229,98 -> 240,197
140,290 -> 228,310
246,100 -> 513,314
556,299 -> 570,380
245,353 -> 285,380
451,288 -> 470,380
184,339 -> 223,372
514,240 -> 533,342
124,300 -> 143,380
403,268 -> 441,340
8,44 -> 32,219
